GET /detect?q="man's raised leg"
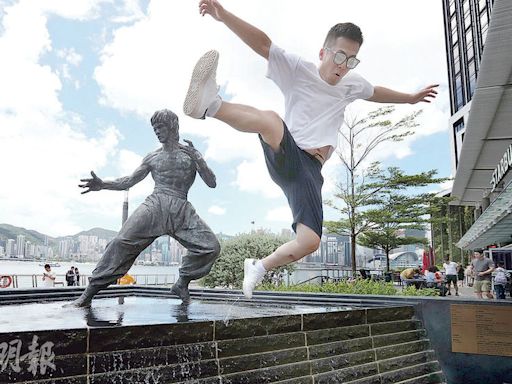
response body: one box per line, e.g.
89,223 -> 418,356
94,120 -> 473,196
183,50 -> 284,151
243,224 -> 320,298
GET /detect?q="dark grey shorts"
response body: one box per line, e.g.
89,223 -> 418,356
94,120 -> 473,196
259,122 -> 324,237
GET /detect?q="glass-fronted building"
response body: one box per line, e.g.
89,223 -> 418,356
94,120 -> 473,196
442,0 -> 512,261
443,0 -> 494,170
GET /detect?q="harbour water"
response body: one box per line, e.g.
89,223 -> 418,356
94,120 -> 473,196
0,260 -> 180,288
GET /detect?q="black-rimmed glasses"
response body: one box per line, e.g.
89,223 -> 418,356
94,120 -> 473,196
324,47 -> 360,69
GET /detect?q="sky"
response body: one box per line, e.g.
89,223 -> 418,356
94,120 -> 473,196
0,0 -> 454,238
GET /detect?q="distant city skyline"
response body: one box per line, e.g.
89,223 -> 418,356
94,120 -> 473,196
0,221 -> 427,270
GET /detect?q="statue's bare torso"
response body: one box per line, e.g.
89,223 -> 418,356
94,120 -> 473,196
145,147 -> 196,194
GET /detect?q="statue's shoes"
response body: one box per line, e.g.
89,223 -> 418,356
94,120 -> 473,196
183,50 -> 220,119
62,299 -> 91,308
170,283 -> 191,304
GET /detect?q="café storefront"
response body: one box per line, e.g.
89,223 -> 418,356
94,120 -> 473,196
450,0 -> 512,263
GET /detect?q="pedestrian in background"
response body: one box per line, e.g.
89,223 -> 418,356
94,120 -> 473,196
457,264 -> 465,287
66,266 -> 76,286
74,267 -> 80,286
42,264 -> 56,287
443,255 -> 459,296
470,249 -> 494,300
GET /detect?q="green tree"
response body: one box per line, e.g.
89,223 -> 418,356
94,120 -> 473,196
202,232 -> 294,288
358,172 -> 449,271
325,107 -> 449,275
324,107 -> 417,275
430,200 -> 473,265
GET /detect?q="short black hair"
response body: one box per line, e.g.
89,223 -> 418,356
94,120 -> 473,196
497,261 -> 505,267
151,109 -> 179,129
44,264 -> 50,269
323,22 -> 364,47
473,249 -> 484,254
150,109 -> 179,141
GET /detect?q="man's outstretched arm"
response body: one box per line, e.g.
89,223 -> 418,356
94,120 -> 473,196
199,0 -> 271,59
79,164 -> 150,194
366,84 -> 439,104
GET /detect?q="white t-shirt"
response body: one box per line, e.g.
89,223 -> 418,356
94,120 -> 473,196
267,43 -> 374,160
443,261 -> 458,275
42,271 -> 56,287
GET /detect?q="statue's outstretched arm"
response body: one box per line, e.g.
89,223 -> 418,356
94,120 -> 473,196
79,163 -> 150,194
181,140 -> 217,188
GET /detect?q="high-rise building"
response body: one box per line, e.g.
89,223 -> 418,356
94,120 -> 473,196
169,237 -> 186,265
6,239 -> 15,257
25,241 -> 36,258
302,232 -> 350,266
161,237 -> 171,266
16,235 -> 25,258
442,0 -> 512,260
59,238 -> 73,258
442,0 -> 494,171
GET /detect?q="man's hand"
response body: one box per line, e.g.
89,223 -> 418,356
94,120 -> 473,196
181,140 -> 203,162
199,0 -> 225,21
408,84 -> 439,104
79,171 -> 104,194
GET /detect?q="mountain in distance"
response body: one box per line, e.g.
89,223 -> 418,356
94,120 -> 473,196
69,227 -> 117,240
0,223 -> 54,245
0,223 -> 117,246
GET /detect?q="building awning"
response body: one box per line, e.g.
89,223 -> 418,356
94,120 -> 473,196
450,0 -> 512,206
456,179 -> 512,249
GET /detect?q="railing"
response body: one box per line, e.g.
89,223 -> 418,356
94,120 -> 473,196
0,274 -> 176,289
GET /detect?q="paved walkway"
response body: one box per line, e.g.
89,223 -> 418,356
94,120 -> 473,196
400,282 -> 512,301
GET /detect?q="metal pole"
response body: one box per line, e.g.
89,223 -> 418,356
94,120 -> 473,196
122,189 -> 129,225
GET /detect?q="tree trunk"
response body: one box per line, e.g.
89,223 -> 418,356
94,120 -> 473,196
351,233 -> 357,277
386,248 -> 390,272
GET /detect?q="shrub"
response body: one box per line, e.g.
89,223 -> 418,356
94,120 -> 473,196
258,279 -> 440,297
201,232 -> 293,288
258,279 -> 398,296
401,286 -> 439,296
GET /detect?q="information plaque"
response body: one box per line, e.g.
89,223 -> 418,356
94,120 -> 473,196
451,304 -> 512,356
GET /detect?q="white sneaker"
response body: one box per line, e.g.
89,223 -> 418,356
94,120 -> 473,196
243,258 -> 266,299
183,50 -> 220,119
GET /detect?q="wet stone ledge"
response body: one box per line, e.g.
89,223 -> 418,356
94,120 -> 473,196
0,299 -> 443,384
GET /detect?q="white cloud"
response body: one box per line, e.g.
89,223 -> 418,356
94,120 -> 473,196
265,206 -> 292,223
110,0 -> 146,24
94,0 -> 449,191
57,47 -> 83,66
432,178 -> 454,194
208,205 -> 226,216
0,1 -> 127,236
1,0 -> 452,237
232,158 -> 282,198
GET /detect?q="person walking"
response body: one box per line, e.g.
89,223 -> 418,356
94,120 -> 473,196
443,255 -> 459,296
457,263 -> 465,287
470,249 -> 495,300
493,261 -> 510,300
